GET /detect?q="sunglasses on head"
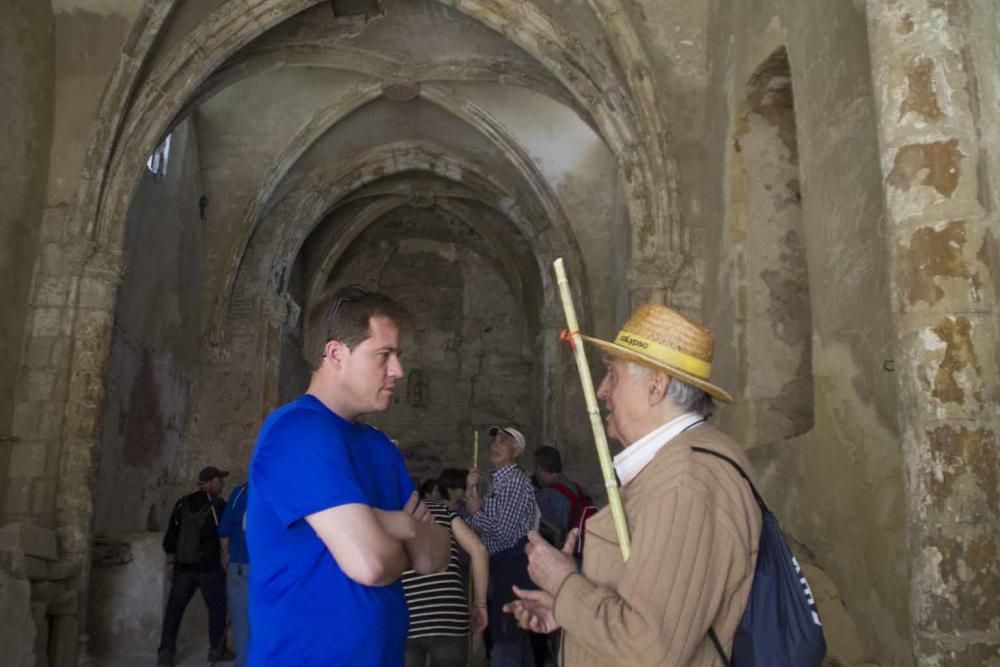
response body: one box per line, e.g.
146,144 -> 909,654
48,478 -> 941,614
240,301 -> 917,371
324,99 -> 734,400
321,284 -> 369,356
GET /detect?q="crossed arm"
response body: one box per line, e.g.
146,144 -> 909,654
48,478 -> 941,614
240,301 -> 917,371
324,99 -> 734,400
306,491 -> 451,586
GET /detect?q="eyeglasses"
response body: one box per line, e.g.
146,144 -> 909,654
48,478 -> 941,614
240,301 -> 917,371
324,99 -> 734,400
321,284 -> 369,356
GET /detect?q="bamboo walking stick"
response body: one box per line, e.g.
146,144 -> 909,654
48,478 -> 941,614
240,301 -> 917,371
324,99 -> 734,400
552,258 -> 631,561
472,430 -> 479,470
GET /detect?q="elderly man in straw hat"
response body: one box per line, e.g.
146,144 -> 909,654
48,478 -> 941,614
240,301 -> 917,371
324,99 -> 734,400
504,304 -> 762,666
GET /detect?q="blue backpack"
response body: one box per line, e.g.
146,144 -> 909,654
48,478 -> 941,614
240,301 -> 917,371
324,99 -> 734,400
692,447 -> 827,666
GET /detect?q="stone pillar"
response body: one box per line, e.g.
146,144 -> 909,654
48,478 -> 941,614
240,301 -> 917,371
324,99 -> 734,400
865,1 -> 1000,663
6,217 -> 124,665
257,292 -> 301,422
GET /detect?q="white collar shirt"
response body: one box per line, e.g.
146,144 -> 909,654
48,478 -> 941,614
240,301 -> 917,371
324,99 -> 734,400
613,412 -> 705,487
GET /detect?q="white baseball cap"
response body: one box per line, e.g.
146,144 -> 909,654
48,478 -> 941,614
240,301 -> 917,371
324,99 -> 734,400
488,426 -> 526,453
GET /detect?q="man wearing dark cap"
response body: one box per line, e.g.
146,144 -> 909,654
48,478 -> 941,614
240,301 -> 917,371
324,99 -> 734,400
157,466 -> 234,665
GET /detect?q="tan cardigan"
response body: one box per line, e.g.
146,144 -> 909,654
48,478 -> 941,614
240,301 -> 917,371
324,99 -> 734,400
554,423 -> 762,666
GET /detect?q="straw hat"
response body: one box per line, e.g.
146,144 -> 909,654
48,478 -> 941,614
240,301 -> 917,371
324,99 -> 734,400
581,304 -> 733,403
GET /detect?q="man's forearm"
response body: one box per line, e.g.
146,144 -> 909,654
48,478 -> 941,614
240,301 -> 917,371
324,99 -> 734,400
373,510 -> 450,574
470,544 -> 489,607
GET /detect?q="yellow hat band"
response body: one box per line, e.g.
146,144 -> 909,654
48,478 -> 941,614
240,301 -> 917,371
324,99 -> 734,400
613,331 -> 712,379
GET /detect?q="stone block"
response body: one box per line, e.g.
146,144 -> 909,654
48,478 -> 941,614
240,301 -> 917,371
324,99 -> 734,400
38,410 -> 65,441
0,522 -> 59,561
50,613 -> 78,667
30,479 -> 57,521
0,567 -> 37,667
31,601 -> 48,666
49,336 -> 72,369
11,401 -> 42,440
46,558 -> 81,581
32,276 -> 70,308
31,581 -> 61,604
25,336 -> 55,367
88,533 -> 172,657
49,590 -> 77,616
30,307 -> 66,338
3,480 -> 34,520
78,276 -> 115,309
39,242 -> 73,277
23,555 -> 49,581
7,442 -> 46,478
24,369 -> 58,402
39,207 -> 66,243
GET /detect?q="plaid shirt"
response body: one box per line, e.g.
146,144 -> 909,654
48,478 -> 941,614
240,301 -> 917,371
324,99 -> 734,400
468,464 -> 540,554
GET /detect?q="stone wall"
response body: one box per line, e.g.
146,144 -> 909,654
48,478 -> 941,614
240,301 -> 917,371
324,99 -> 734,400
92,118 -> 205,537
701,1 -> 909,664
0,0 -> 54,519
865,0 -> 1000,662
0,0 -> 997,664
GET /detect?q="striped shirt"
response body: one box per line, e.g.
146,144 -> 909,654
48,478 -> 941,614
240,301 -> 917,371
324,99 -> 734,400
467,464 -> 540,555
401,502 -> 468,638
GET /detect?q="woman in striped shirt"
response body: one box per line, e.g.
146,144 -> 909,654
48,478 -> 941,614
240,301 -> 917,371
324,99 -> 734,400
402,501 -> 489,666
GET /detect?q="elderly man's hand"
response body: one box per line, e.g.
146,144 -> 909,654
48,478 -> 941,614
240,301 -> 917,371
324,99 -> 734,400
525,529 -> 578,595
503,585 -> 561,634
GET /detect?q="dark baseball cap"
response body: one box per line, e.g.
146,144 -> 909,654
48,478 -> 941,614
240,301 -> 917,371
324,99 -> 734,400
198,466 -> 229,483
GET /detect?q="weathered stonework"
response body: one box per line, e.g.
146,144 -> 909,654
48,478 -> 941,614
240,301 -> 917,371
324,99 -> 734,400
2,0 -> 998,665
866,0 -> 1000,663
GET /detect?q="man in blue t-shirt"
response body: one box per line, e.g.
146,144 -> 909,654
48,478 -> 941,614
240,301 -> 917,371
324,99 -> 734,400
218,483 -> 249,666
247,288 -> 450,666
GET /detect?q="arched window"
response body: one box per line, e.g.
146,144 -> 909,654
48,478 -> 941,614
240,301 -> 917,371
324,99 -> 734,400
145,133 -> 171,177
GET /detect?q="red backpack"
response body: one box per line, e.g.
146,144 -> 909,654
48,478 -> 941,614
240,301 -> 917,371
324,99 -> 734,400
548,482 -> 599,558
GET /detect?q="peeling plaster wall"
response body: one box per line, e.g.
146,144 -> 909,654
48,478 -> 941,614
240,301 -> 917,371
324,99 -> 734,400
866,0 -> 1000,661
702,1 -> 910,664
92,119 -> 204,537
0,0 -> 54,515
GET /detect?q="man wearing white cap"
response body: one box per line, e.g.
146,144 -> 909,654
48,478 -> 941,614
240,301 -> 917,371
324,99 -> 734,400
466,425 -> 540,666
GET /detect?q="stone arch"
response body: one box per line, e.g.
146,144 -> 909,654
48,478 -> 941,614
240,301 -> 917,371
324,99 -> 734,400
34,4 -> 680,658
304,197 -> 527,314
233,140 -> 581,318
85,0 -> 678,281
220,140 -> 588,454
177,47 -> 594,133
210,83 -> 590,341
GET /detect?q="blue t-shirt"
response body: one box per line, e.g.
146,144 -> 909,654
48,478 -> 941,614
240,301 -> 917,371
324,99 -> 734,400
247,394 -> 415,666
218,484 -> 249,564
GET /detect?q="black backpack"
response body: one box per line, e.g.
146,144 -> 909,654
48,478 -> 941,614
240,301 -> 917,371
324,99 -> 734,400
174,495 -> 218,566
692,447 -> 827,667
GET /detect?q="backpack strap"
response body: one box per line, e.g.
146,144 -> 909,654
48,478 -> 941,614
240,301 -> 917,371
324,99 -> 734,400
207,492 -> 220,526
707,627 -> 732,666
694,446 -> 766,667
547,482 -> 579,505
690,446 -> 769,513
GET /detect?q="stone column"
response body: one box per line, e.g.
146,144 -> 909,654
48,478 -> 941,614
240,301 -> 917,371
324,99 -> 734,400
865,1 -> 1000,663
257,292 -> 301,422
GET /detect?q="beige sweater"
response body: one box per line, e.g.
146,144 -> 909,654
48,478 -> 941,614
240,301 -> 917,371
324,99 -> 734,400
554,423 -> 762,666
